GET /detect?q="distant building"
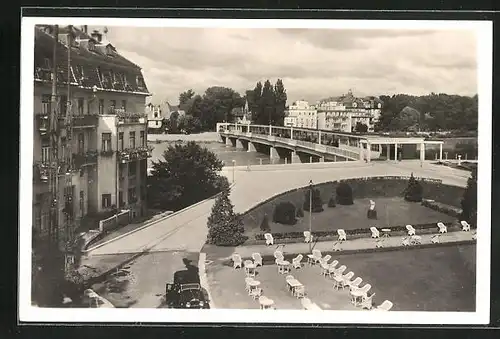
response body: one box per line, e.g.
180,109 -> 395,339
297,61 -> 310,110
146,103 -> 164,132
284,100 -> 318,129
231,98 -> 252,124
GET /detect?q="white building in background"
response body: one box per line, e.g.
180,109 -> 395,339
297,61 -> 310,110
316,90 -> 383,133
284,100 -> 318,129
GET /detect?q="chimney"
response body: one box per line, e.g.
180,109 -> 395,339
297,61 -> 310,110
91,29 -> 102,42
82,25 -> 88,34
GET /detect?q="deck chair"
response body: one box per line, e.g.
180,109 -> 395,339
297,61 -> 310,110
346,277 -> 363,290
232,254 -> 242,269
461,220 -> 471,232
303,231 -> 313,243
245,277 -> 254,292
410,235 -> 422,245
375,238 -> 383,248
274,250 -> 284,260
252,253 -> 263,267
307,249 -> 322,265
341,271 -> 355,289
264,233 -> 274,245
292,254 -> 303,269
332,241 -> 342,252
437,222 -> 447,234
320,262 -> 330,277
333,274 -> 344,290
431,234 -> 440,244
472,231 -> 477,240
250,287 -> 263,300
334,265 -> 347,277
360,293 -> 376,310
319,254 -> 332,265
401,237 -> 410,247
337,229 -> 347,241
370,227 -> 380,239
285,274 -> 294,289
375,300 -> 393,311
406,225 -> 416,236
358,283 -> 372,299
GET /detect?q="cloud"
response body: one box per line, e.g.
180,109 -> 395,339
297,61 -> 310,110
98,26 -> 478,104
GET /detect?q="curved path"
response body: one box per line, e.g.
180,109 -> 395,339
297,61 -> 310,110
87,161 -> 468,256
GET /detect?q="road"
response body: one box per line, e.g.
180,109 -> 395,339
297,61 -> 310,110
86,161 -> 469,256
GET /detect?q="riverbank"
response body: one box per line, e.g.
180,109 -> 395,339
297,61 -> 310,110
147,132 -> 221,143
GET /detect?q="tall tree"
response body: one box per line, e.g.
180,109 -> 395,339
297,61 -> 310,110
461,167 -> 477,227
251,82 -> 263,123
260,80 -> 275,125
273,79 -> 287,126
179,89 -> 195,107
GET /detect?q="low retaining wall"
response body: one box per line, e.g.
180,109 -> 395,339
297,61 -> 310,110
99,210 -> 130,233
223,161 -> 371,172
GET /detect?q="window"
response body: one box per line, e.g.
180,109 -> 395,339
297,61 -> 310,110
154,111 -> 159,118
136,76 -> 145,89
119,191 -> 124,207
121,100 -> 127,111
61,137 -> 67,161
129,162 -> 137,176
77,98 -> 84,115
128,187 -> 137,204
140,131 -> 145,147
129,131 -> 136,149
118,132 -> 124,151
98,99 -> 104,115
101,133 -> 112,152
76,65 -> 84,78
79,191 -> 84,218
41,137 -> 50,163
110,100 -> 116,110
89,41 -> 95,52
101,194 -> 111,209
60,95 -> 67,116
41,94 -> 51,114
77,133 -> 84,153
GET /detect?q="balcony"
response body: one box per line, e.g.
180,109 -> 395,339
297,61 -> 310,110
117,146 -> 153,163
73,114 -> 99,128
33,162 -> 50,184
100,149 -> 114,157
109,107 -> 146,124
36,114 -> 49,134
72,150 -> 98,168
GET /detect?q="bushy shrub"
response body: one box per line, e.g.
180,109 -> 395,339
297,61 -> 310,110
273,202 -> 297,225
336,182 -> 354,205
303,189 -> 324,212
296,207 -> 304,218
422,199 -> 461,218
404,173 -> 423,202
260,214 -> 271,232
461,168 -> 477,227
327,196 -> 336,208
206,189 -> 246,246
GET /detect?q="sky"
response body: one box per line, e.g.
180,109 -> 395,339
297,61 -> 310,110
95,26 -> 477,105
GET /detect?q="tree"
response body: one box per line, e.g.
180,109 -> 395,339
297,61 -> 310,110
206,188 -> 246,246
303,188 -> 324,212
198,86 -> 244,129
165,111 -> 180,134
260,213 -> 271,232
336,182 -> 354,205
461,168 -> 477,227
404,172 -> 423,202
355,122 -> 368,133
250,82 -> 263,123
147,141 -> 226,211
273,79 -> 287,126
260,80 -> 275,125
272,201 -> 297,225
179,89 -> 195,109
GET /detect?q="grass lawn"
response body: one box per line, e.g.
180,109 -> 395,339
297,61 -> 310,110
246,197 -> 456,238
206,244 -> 475,311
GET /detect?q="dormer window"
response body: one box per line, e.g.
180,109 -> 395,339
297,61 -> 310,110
136,76 -> 145,89
88,40 -> 95,52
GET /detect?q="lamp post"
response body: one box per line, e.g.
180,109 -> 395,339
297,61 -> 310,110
309,179 -> 313,252
232,160 -> 236,184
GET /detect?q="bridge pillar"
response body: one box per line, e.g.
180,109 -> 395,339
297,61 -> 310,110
235,139 -> 245,149
247,141 -> 256,152
225,137 -> 232,147
359,141 -> 364,161
394,143 -> 398,162
290,127 -> 293,140
420,143 -> 425,162
270,146 -> 279,160
333,155 -> 337,162
439,143 -> 443,161
291,151 -> 302,164
319,156 -> 324,163
318,131 -> 322,144
366,143 -> 371,162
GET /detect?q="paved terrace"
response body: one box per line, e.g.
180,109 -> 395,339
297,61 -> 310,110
86,161 -> 468,256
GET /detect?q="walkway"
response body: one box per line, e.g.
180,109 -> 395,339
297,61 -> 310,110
86,161 -> 469,256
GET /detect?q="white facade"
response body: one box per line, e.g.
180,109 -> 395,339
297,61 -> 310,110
285,100 -> 318,129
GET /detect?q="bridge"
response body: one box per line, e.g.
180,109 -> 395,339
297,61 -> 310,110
217,123 -> 445,163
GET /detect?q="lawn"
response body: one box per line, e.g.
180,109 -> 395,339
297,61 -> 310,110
246,197 -> 456,238
206,244 -> 476,311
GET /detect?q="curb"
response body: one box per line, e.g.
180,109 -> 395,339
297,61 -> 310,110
85,183 -> 236,254
198,253 -> 216,309
222,162 -> 374,172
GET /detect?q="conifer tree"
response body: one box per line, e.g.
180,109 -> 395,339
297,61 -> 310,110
404,172 -> 423,202
461,168 -> 477,227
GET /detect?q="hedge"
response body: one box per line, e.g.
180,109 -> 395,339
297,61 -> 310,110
422,199 -> 462,218
272,202 -> 297,225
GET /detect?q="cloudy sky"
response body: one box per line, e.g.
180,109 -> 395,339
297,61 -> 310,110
98,26 -> 477,105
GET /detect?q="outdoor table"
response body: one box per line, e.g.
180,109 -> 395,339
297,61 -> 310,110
245,263 -> 256,277
350,288 -> 365,306
278,260 -> 291,274
259,297 -> 275,309
381,228 -> 391,238
248,280 -> 261,292
287,279 -> 303,296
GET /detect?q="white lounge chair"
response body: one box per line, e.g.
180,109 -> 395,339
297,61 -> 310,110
264,233 -> 274,246
345,277 -> 363,290
375,300 -> 393,311
285,274 -> 294,289
461,220 -> 471,232
338,229 -> 347,241
341,271 -> 355,289
250,287 -> 263,299
307,249 -> 322,265
303,231 -> 313,243
245,277 -> 254,292
472,231 -> 477,240
360,293 -> 376,310
350,283 -> 372,306
437,222 -> 447,234
431,234 -> 440,244
406,225 -> 416,236
334,265 -> 347,276
320,262 -> 330,277
375,238 -> 383,248
410,235 -> 422,245
370,227 -> 380,239
232,254 -> 242,269
274,250 -> 284,260
401,237 -> 410,247
252,253 -> 263,267
319,254 -> 331,265
332,241 -> 342,252
333,274 -> 344,290
292,254 -> 303,269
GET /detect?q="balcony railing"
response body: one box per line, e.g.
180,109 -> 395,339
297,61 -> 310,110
33,162 -> 50,183
117,145 -> 153,163
73,150 -> 98,168
72,114 -> 99,128
100,149 -> 114,157
108,107 -> 146,124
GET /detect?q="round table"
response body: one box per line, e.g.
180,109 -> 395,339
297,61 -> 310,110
278,260 -> 291,274
249,280 -> 261,288
381,228 -> 391,238
260,297 -> 275,309
245,263 -> 256,276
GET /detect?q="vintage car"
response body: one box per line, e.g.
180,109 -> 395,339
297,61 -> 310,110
165,282 -> 210,309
